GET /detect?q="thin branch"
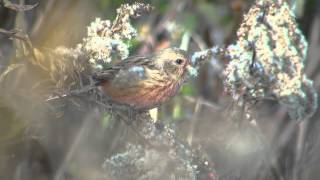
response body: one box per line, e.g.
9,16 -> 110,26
3,0 -> 38,11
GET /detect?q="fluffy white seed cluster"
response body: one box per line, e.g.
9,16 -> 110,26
79,3 -> 152,70
103,144 -> 196,180
224,0 -> 317,120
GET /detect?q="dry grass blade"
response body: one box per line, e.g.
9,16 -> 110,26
0,64 -> 24,85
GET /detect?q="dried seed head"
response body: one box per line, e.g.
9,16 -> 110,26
224,0 -> 317,121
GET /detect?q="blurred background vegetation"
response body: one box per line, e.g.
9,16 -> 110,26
0,0 -> 319,179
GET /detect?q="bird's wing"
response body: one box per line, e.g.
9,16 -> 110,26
92,55 -> 155,85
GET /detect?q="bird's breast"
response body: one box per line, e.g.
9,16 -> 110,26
102,79 -> 180,109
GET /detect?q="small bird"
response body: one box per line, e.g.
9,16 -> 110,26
93,48 -> 191,111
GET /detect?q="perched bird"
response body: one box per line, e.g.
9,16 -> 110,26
93,48 -> 191,110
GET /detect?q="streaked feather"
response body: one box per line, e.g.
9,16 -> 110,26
94,48 -> 189,109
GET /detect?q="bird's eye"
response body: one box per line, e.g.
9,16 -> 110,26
175,58 -> 184,65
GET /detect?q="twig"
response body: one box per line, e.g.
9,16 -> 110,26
187,97 -> 202,146
183,95 -> 222,111
3,0 -> 38,11
191,33 -> 207,50
0,28 -> 37,61
292,120 -> 309,180
45,85 -> 95,102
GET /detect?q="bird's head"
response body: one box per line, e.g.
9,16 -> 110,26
153,48 -> 191,81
